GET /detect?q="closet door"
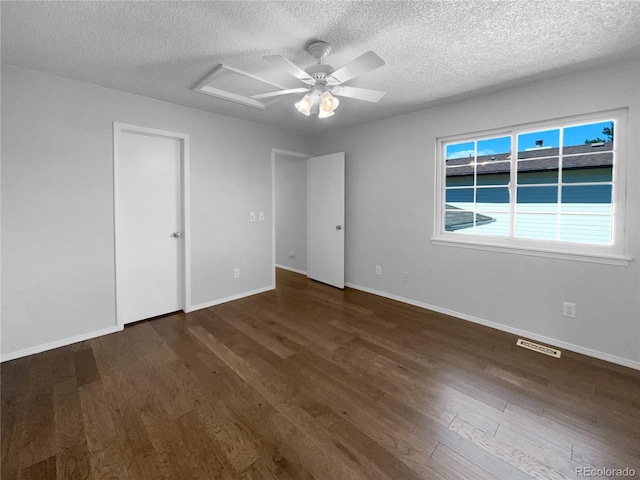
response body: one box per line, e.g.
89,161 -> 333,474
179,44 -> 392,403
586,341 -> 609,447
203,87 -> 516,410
116,126 -> 184,324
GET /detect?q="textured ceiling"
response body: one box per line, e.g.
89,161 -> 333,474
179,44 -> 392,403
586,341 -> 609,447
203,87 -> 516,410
2,1 -> 639,134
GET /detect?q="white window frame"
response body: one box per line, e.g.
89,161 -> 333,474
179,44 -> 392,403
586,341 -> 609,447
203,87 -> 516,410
432,109 -> 630,266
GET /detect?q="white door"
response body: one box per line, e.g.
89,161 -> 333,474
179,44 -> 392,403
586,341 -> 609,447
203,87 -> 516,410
116,128 -> 183,324
308,152 -> 345,289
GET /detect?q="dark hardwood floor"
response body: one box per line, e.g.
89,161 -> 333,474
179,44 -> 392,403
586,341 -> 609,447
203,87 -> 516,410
2,268 -> 640,479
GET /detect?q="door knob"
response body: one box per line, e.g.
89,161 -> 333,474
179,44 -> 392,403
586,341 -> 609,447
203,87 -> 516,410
336,225 -> 342,230
172,232 -> 182,238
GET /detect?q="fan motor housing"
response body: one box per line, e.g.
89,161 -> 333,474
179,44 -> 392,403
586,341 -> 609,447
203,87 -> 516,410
304,63 -> 335,81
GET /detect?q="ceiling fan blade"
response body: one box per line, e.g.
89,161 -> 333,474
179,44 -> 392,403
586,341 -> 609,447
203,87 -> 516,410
326,51 -> 385,85
331,85 -> 386,103
263,55 -> 315,84
251,88 -> 309,99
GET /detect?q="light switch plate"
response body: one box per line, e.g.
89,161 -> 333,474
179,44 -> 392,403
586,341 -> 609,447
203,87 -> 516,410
249,212 -> 256,222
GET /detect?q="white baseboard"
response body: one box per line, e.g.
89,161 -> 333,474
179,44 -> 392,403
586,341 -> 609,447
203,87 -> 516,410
189,285 -> 275,312
7,282 -> 635,372
1,325 -> 123,363
345,282 -> 640,371
275,264 -> 307,276
2,286 -> 275,363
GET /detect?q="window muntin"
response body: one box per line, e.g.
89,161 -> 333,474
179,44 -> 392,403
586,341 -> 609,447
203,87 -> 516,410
444,136 -> 512,235
436,111 -> 626,261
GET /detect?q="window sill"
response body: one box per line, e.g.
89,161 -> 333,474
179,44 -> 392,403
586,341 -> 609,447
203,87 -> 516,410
431,237 -> 631,266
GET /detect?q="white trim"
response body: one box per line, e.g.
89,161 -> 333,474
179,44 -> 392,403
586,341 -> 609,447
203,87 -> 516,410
113,123 -> 192,326
275,264 -> 308,275
431,237 -> 631,266
190,286 -> 275,312
307,154 -> 311,279
433,108 -> 630,262
345,282 -> 640,371
182,135 -> 192,312
1,326 -> 123,363
271,149 -> 311,289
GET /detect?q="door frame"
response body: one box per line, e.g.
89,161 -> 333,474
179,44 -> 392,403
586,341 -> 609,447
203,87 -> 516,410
113,123 -> 191,328
271,148 -> 310,287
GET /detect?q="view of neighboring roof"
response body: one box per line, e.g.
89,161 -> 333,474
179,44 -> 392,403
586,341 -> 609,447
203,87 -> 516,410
446,142 -> 613,176
444,205 -> 495,231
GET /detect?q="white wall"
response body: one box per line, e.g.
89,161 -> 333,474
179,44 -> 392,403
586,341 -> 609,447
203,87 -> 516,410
311,59 -> 640,368
3,60 -> 639,368
275,152 -> 308,273
1,66 -> 311,359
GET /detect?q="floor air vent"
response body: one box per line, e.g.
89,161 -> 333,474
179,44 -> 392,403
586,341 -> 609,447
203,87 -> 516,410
516,339 -> 561,358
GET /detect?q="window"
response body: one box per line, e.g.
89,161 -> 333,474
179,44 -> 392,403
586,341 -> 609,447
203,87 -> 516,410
433,110 -> 629,265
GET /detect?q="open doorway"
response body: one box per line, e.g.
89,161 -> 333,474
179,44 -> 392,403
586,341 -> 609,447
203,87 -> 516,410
272,149 -> 346,289
272,149 -> 310,287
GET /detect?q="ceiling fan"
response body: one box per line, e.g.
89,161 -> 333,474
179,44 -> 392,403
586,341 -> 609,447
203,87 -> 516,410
253,41 -> 386,118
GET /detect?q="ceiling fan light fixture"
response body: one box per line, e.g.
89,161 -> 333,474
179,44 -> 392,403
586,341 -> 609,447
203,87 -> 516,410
320,91 -> 339,111
295,94 -> 313,116
317,91 -> 339,118
318,107 -> 335,118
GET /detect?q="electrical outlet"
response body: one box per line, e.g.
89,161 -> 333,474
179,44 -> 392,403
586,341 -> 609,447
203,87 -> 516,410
234,268 -> 240,279
402,271 -> 409,282
563,302 -> 576,318
375,265 -> 382,276
249,212 -> 256,222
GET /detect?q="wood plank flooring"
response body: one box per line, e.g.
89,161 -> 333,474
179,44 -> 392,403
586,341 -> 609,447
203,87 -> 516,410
2,268 -> 639,479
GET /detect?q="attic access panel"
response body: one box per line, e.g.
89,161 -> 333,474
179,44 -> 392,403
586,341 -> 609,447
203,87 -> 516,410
193,64 -> 289,110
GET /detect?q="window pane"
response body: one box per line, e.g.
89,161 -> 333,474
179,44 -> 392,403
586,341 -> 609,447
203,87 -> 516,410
561,185 -> 612,213
563,121 -> 614,149
517,158 -> 558,184
446,141 -> 475,161
446,158 -> 474,169
445,208 -> 476,232
477,187 -> 509,211
478,136 -> 511,155
516,186 -> 558,212
439,113 -> 622,252
449,224 -> 476,235
515,213 -> 557,240
446,168 -> 474,187
446,188 -> 474,205
518,129 -> 560,159
476,137 -> 511,185
477,165 -> 510,185
562,163 -> 612,183
475,211 -> 509,236
559,214 -> 612,245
